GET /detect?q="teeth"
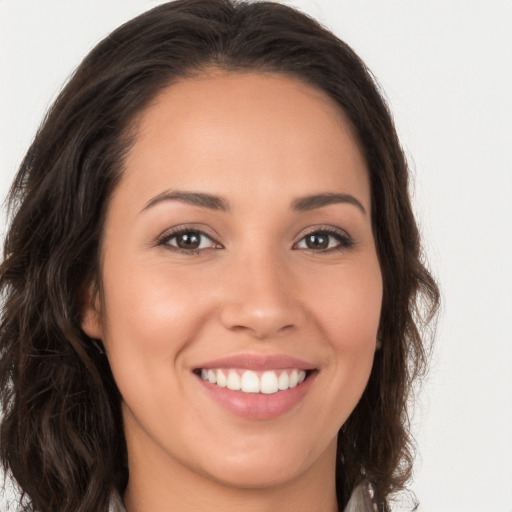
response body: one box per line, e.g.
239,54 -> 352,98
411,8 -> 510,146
216,369 -> 227,387
278,371 -> 289,390
227,370 -> 241,391
261,371 -> 279,394
241,370 -> 260,393
289,369 -> 299,388
199,368 -> 308,394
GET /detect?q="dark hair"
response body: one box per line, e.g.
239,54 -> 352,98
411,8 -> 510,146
0,1 -> 439,511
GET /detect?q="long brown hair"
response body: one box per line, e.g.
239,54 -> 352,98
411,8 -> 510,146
0,1 -> 439,511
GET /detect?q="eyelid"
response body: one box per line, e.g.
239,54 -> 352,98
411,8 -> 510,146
292,225 -> 354,251
154,223 -> 354,254
156,224 -> 223,252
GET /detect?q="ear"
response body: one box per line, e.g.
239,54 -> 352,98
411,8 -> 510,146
80,283 -> 103,340
375,335 -> 382,350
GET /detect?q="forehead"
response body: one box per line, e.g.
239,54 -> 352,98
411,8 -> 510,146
137,70 -> 350,132
118,70 -> 370,211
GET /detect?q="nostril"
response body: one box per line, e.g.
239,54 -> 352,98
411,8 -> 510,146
219,302 -> 303,340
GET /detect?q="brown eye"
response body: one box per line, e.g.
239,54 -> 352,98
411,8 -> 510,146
295,229 -> 353,252
304,233 -> 330,249
175,231 -> 201,249
160,229 -> 219,252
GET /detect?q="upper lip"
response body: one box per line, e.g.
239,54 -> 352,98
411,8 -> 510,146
194,353 -> 317,371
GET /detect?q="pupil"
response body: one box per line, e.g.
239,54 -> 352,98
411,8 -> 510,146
177,232 -> 200,249
307,233 -> 328,249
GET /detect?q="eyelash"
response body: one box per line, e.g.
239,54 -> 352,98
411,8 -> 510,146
156,225 -> 220,255
295,227 -> 354,252
156,225 -> 354,255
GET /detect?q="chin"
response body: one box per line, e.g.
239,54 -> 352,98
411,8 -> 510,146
204,459 -> 307,490
195,434 -> 335,491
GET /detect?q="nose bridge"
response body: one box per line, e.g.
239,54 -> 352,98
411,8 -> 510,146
219,243 -> 303,338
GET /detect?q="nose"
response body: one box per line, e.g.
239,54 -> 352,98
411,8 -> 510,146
219,252 -> 305,340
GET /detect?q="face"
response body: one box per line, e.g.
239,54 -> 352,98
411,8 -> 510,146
83,72 -> 382,494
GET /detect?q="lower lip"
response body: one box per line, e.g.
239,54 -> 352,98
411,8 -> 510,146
196,372 -> 316,420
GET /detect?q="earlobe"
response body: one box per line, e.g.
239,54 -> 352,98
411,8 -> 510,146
80,285 -> 103,340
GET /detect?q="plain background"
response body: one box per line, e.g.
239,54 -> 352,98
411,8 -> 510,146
1,1 -> 511,511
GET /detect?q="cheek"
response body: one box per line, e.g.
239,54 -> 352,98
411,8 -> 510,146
99,257 -> 210,376
104,257 -> 195,328
98,261 -> 208,426
312,260 -> 382,346
308,257 -> 382,400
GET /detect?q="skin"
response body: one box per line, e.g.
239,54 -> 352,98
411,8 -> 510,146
82,71 -> 383,512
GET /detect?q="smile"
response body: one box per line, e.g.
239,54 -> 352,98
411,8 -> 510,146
198,368 -> 308,394
193,354 -> 317,419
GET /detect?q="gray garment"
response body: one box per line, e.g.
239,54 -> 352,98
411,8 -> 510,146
108,482 -> 377,512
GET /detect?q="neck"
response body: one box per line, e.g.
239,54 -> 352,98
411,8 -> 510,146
122,425 -> 339,512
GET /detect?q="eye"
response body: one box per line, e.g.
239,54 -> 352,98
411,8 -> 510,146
294,228 -> 353,252
158,228 -> 221,253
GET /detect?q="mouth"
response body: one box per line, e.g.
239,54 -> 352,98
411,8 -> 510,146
192,354 -> 318,419
193,368 -> 313,394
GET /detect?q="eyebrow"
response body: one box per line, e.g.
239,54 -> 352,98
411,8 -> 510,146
141,190 -> 230,213
141,190 -> 366,215
292,193 -> 366,215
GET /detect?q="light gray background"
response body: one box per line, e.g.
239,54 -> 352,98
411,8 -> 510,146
1,1 -> 511,511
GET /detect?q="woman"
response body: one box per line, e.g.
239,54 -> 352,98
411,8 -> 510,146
0,1 -> 439,511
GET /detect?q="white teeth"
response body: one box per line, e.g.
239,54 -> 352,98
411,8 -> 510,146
241,370 -> 260,393
260,371 -> 279,394
216,369 -> 227,387
289,369 -> 299,388
199,368 -> 309,394
226,370 -> 241,391
278,371 -> 289,390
